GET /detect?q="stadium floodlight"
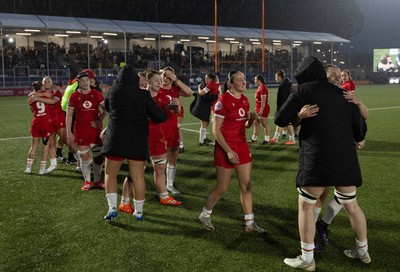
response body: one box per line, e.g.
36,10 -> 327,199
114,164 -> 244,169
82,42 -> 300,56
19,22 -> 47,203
55,34 -> 69,37
206,40 -> 215,43
103,32 -> 118,36
273,42 -> 282,46
230,41 -> 239,44
25,29 -> 41,32
16,33 -> 31,36
66,31 -> 81,34
293,41 -> 302,44
224,38 -> 235,41
161,35 -> 173,38
90,36 -> 103,39
180,39 -> 190,42
198,36 -> 209,39
252,42 -> 261,45
144,37 -> 156,41
249,39 -> 259,42
273,40 -> 281,43
313,41 -> 322,44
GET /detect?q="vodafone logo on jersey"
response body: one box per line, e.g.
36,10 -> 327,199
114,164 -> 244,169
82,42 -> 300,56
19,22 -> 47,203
238,108 -> 245,117
83,101 -> 92,109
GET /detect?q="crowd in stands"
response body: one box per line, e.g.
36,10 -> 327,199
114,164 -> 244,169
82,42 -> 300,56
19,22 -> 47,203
1,42 -> 304,76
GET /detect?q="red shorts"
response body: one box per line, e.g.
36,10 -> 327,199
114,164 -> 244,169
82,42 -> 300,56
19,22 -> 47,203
161,124 -> 180,148
52,111 -> 66,131
214,141 -> 252,169
255,104 -> 270,118
30,117 -> 54,138
149,125 -> 167,156
74,123 -> 102,146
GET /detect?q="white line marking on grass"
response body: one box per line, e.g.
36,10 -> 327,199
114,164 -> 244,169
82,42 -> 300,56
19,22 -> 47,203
368,106 -> 400,111
0,136 -> 30,141
180,128 -> 201,133
179,122 -> 199,126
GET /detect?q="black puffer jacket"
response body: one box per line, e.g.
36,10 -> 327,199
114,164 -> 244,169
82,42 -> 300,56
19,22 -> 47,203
190,92 -> 219,122
276,77 -> 292,110
275,56 -> 367,187
101,65 -> 167,160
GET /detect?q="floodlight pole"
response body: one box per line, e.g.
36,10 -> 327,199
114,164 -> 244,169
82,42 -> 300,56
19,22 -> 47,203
189,35 -> 192,78
262,0 -> 265,74
214,0 -> 218,74
87,31 -> 90,69
1,27 -> 5,89
124,32 -> 127,64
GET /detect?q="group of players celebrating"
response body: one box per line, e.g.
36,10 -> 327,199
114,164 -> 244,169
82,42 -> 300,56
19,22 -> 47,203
25,60 -> 370,271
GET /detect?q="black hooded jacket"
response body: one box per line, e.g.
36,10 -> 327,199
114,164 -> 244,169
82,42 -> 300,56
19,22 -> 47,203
275,56 -> 367,187
101,65 -> 167,160
276,77 -> 293,110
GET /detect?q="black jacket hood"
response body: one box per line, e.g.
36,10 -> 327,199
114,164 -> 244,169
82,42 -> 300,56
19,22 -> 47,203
294,56 -> 327,85
116,64 -> 138,85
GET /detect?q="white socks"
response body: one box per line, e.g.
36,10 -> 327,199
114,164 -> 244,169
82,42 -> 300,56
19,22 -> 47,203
158,191 -> 169,199
201,207 -> 212,218
80,159 -> 91,182
321,198 -> 343,224
199,128 -> 207,143
356,239 -> 368,256
244,213 -> 254,226
134,199 -> 145,214
121,196 -> 130,205
313,207 -> 322,223
301,241 -> 314,263
106,193 -> 118,210
25,158 -> 34,173
166,164 -> 176,187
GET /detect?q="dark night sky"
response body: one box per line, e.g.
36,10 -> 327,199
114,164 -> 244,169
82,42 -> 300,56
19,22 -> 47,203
352,0 -> 400,53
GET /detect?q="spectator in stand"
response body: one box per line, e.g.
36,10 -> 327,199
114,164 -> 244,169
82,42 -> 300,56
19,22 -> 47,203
190,73 -> 220,145
25,81 -> 54,175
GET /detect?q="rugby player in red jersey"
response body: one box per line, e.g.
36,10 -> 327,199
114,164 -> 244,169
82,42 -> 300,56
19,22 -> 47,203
158,67 -> 192,195
66,72 -> 107,191
25,81 -> 55,174
199,71 -> 266,233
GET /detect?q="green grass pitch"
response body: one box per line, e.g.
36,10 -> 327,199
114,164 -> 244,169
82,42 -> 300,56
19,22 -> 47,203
0,84 -> 399,271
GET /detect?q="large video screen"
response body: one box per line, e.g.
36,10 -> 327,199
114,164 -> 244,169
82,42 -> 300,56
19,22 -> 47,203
374,48 -> 399,72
